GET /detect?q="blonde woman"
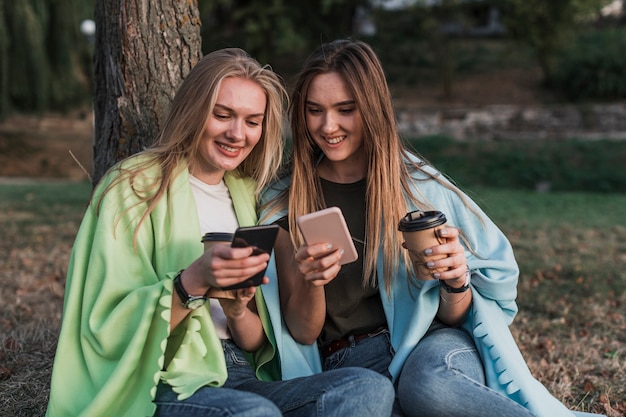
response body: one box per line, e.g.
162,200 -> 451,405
260,39 -> 587,417
46,47 -> 394,417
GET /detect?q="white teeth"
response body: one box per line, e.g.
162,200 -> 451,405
218,143 -> 238,152
325,136 -> 345,144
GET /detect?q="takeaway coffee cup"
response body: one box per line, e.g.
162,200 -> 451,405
202,232 -> 234,252
201,232 -> 236,299
398,210 -> 449,280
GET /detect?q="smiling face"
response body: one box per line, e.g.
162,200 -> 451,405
305,72 -> 367,182
192,77 -> 267,184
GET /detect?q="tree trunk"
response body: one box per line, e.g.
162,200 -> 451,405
92,0 -> 202,185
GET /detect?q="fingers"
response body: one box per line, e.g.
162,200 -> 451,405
212,244 -> 269,261
295,243 -> 343,286
429,259 -> 466,280
424,227 -> 463,257
200,245 -> 270,288
421,227 -> 467,279
234,285 -> 257,300
295,242 -> 334,262
229,276 -> 269,301
207,245 -> 269,273
305,262 -> 342,287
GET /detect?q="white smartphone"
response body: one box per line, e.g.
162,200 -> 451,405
296,207 -> 359,265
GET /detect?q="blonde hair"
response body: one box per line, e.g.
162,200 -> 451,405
270,39 -> 474,293
99,48 -> 288,243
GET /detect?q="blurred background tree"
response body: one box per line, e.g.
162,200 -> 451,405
0,0 -> 624,121
198,0 -> 369,78
0,0 -> 94,117
369,0 -> 494,100
494,0 -> 608,83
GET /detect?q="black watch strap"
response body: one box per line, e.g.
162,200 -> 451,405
439,268 -> 471,293
173,270 -> 208,309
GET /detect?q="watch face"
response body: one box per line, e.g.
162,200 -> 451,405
185,297 -> 207,310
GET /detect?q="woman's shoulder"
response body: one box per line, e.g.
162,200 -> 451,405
402,151 -> 448,184
260,174 -> 292,201
98,153 -> 160,182
401,151 -> 475,209
91,153 -> 165,202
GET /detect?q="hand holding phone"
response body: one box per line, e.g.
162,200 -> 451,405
296,207 -> 358,265
220,224 -> 279,290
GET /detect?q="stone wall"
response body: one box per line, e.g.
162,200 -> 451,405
395,102 -> 626,140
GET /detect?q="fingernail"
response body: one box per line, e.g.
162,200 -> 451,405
439,229 -> 448,236
326,244 -> 333,250
433,272 -> 441,279
340,249 -> 344,255
426,261 -> 435,268
424,248 -> 433,255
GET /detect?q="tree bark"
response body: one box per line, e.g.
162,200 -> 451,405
92,0 -> 202,185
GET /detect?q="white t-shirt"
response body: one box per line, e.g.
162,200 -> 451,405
189,175 -> 239,339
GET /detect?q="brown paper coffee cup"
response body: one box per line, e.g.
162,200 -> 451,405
398,210 -> 448,280
201,232 -> 237,299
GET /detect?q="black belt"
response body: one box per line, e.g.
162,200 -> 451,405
320,325 -> 388,359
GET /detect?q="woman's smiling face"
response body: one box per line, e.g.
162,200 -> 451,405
305,72 -> 366,178
193,77 -> 266,184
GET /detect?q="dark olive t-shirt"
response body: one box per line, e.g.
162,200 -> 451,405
276,178 -> 387,345
317,178 -> 387,345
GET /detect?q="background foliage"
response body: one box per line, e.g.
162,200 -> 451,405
1,0 -> 624,118
494,0 -> 608,81
0,0 -> 94,116
553,27 -> 626,100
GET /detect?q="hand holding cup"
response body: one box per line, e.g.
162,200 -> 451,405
398,210 -> 449,280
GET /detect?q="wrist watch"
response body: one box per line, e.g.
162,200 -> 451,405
173,270 -> 208,309
440,268 -> 471,293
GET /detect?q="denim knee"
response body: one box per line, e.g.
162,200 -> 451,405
396,326 -> 527,417
153,382 -> 282,417
324,367 -> 395,417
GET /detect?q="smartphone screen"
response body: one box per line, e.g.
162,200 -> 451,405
296,207 -> 358,265
221,224 -> 279,290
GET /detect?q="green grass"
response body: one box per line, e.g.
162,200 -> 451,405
407,136 -> 626,193
0,180 -> 91,216
469,187 -> 626,229
0,181 -> 91,251
0,181 -> 624,416
471,187 -> 626,298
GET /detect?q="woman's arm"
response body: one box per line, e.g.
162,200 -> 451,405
421,227 -> 473,326
170,244 -> 270,330
273,227 -> 343,344
220,286 -> 267,352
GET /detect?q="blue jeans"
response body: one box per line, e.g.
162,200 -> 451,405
323,322 -> 537,417
153,382 -> 281,417
154,339 -> 395,417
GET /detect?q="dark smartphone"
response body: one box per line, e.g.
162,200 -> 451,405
221,224 -> 279,290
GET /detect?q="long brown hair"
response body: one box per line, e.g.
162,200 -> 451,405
269,39 -> 474,293
98,48 -> 288,243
